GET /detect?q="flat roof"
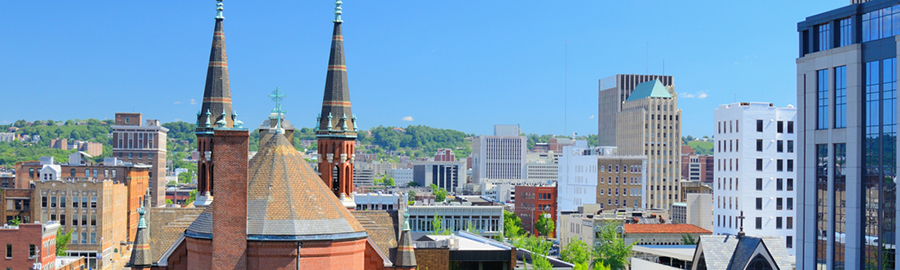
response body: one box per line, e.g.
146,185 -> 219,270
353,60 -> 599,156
633,245 -> 696,262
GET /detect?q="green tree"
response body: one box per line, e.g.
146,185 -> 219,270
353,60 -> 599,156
535,215 -> 555,238
681,233 -> 697,245
7,216 -> 20,226
593,222 -> 635,270
374,177 -> 384,186
166,199 -> 174,204
503,210 -> 524,239
56,229 -> 73,256
430,184 -> 448,202
13,120 -> 26,128
65,120 -> 75,126
560,238 -> 592,270
385,177 -> 395,187
431,213 -> 451,235
407,182 -> 419,187
186,190 -> 197,205
407,190 -> 417,205
178,171 -> 193,184
517,235 -> 552,270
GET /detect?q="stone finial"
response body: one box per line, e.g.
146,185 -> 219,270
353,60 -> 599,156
232,111 -> 243,128
204,110 -> 212,127
334,0 -> 343,23
215,0 -> 224,19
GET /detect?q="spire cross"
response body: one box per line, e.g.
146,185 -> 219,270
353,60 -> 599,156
269,87 -> 287,133
737,210 -> 746,238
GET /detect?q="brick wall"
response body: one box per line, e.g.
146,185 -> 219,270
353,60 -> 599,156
186,237 -> 212,270
297,238 -> 365,269
413,248 -> 449,270
211,129 -> 249,270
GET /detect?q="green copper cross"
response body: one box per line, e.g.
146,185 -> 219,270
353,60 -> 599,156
269,87 -> 287,132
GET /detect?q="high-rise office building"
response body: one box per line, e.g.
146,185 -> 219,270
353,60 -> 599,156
615,80 -> 681,209
797,1 -> 900,268
471,130 -> 527,184
712,102 -> 797,255
598,74 -> 673,146
111,113 -> 167,207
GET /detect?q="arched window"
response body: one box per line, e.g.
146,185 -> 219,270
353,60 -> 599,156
332,166 -> 341,194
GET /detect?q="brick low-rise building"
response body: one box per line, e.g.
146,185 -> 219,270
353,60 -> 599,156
0,189 -> 32,224
0,222 -> 60,270
111,112 -> 168,207
514,185 -> 557,238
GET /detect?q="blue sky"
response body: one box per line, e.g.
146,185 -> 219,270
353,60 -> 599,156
0,1 -> 846,137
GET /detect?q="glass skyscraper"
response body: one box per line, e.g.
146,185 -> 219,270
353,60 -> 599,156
798,1 -> 900,269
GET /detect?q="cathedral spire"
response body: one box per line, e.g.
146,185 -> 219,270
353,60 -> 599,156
394,202 -> 417,269
197,0 -> 234,128
317,0 -> 356,137
128,189 -> 153,268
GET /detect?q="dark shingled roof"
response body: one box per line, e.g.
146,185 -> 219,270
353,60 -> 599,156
197,18 -> 234,127
316,21 -> 356,137
245,133 -> 364,236
694,235 -> 794,270
147,207 -> 204,263
185,205 -> 214,238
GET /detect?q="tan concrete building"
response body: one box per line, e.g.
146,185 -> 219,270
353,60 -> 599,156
596,156 -> 645,210
616,80 -> 682,209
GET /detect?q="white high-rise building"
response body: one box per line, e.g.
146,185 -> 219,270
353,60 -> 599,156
712,102 -> 797,255
557,141 -> 598,213
471,129 -> 527,184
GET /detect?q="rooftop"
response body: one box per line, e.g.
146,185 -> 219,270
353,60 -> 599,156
624,224 -> 711,234
625,80 -> 672,101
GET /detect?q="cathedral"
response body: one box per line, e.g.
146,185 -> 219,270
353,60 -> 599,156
126,1 -> 416,269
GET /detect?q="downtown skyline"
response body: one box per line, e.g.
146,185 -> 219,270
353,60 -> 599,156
0,1 -> 845,136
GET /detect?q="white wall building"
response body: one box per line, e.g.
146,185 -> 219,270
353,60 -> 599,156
392,168 -> 413,187
557,141 -> 598,214
471,131 -> 527,184
713,102 -> 797,255
354,192 -> 401,211
407,205 -> 504,236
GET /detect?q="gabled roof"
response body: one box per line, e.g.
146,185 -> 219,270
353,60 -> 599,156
692,235 -> 793,270
626,80 -> 672,101
624,224 -> 711,234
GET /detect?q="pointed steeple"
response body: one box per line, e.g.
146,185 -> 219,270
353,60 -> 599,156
197,0 -> 234,128
128,189 -> 153,268
394,202 -> 417,268
317,0 -> 356,137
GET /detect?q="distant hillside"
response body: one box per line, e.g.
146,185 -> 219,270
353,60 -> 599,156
685,140 -> 713,155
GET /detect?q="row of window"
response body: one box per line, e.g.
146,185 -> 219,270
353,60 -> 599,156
599,188 -> 641,197
757,139 -> 795,153
598,164 -> 642,173
599,199 -> 637,209
599,177 -> 640,185
755,178 -> 795,191
755,158 -> 794,172
116,132 -> 155,149
42,196 -> 98,208
117,152 -> 153,160
755,197 -> 794,211
5,243 -> 40,259
49,214 -> 96,227
718,158 -> 739,171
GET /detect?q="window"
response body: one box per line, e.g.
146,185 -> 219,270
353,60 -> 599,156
756,159 -> 763,171
835,66 -> 847,128
787,140 -> 794,153
777,159 -> 784,172
72,197 -> 79,208
81,215 -> 87,226
60,214 -> 65,226
787,178 -> 794,191
28,168 -> 34,178
41,196 -> 47,208
90,197 -> 97,208
787,198 -> 794,210
777,121 -> 784,133
787,160 -> 794,172
755,217 -> 763,229
756,198 -> 763,210
756,120 -> 763,132
756,178 -> 763,191
777,140 -> 784,152
776,217 -> 783,229
756,139 -> 763,152
81,197 -> 87,208
817,22 -> 832,51
787,217 -> 794,229
839,18 -> 852,46
777,198 -> 783,210
5,244 -> 10,258
787,121 -> 794,133
81,232 -> 87,244
777,179 -> 783,191
787,236 -> 793,249
817,69 -> 829,129
50,197 -> 56,208
112,170 -> 117,179
60,196 -> 66,207
29,244 -> 35,258
70,168 -> 76,177
91,215 -> 96,226
862,6 -> 900,42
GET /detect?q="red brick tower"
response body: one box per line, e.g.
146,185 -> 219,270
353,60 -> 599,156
316,0 -> 358,209
195,0 -> 237,207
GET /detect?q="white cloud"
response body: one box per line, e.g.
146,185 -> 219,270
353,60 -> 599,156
698,92 -> 708,99
680,91 -> 708,99
680,92 -> 695,98
589,115 -> 595,119
190,99 -> 197,105
174,101 -> 181,105
402,116 -> 414,121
